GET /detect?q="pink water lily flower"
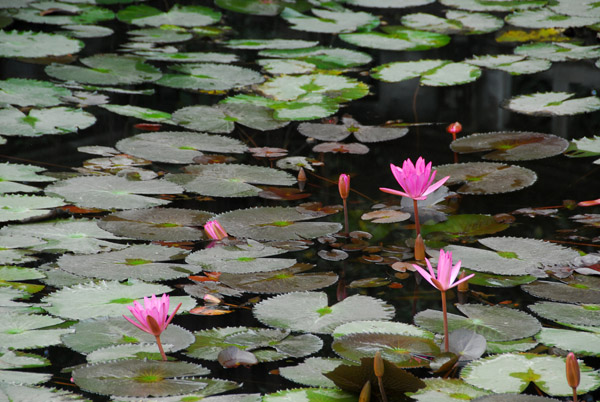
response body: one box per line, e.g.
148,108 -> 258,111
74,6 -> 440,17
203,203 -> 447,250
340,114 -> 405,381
380,157 -> 449,201
124,294 -> 181,360
204,220 -> 228,241
413,249 -> 474,291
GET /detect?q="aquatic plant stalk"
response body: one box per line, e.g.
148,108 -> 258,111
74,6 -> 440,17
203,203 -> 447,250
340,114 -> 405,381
123,294 -> 182,361
412,250 -> 474,352
374,351 -> 388,402
339,174 -> 350,235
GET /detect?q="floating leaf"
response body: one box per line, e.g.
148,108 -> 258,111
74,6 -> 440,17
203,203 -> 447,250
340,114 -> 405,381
221,93 -> 339,121
225,39 -> 318,49
446,236 -> 579,276
448,329 -> 487,361
536,327 -> 600,356
158,63 -> 264,91
550,0 -> 600,18
13,2 -> 114,25
440,0 -> 547,12
55,244 -> 196,281
185,326 -> 322,362
167,164 -> 296,198
264,388 -> 357,402
0,106 -> 96,137
134,51 -> 238,63
280,7 -> 379,34
506,8 -> 599,29
73,359 -> 210,397
219,264 -> 338,293
298,116 -> 408,143
116,131 -> 247,164
361,210 -> 411,224
503,92 -> 600,116
279,357 -> 346,388
0,194 -> 65,223
0,218 -> 127,254
45,54 -> 161,86
127,27 -> 192,44
0,266 -> 44,282
407,378 -> 491,402
332,333 -> 439,367
567,135 -> 600,160
517,42 -> 600,62
434,162 -> 537,194
486,338 -> 539,354
415,303 -> 541,342
333,320 -> 434,339
522,279 -> 600,304
99,208 -> 211,241
339,28 -> 450,51
461,353 -> 600,396
402,10 -> 503,35
467,270 -> 537,287
421,214 -> 509,241
117,4 -> 221,27
0,350 -> 48,370
42,280 -> 187,320
215,206 -> 342,241
465,54 -> 551,75
99,104 -> 172,123
372,59 -> 481,86
0,78 -> 71,108
86,342 -> 176,363
0,162 -> 54,194
258,46 -> 372,70
529,301 -> 600,329
63,24 -> 113,39
45,175 -> 183,210
254,291 -> 394,334
0,384 -> 90,401
0,313 -> 72,350
0,30 -> 83,58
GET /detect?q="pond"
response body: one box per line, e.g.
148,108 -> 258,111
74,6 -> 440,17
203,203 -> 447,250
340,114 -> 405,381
1,0 -> 600,401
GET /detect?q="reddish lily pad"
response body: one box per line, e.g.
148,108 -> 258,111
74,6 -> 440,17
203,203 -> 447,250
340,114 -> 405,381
312,142 -> 369,154
450,131 -> 569,161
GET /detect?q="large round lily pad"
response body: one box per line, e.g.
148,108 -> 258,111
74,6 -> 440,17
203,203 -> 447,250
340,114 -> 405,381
372,59 -> 481,86
0,106 -> 96,137
158,63 -> 264,91
529,301 -> 600,329
450,132 -> 569,161
503,92 -> 600,116
434,162 -> 537,194
0,30 -> 83,58
298,116 -> 408,143
215,206 -> 342,241
522,279 -> 600,304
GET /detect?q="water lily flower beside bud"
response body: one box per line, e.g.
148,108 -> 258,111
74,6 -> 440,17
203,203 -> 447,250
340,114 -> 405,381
566,352 -> 580,402
413,250 -> 474,352
204,220 -> 228,241
339,174 -> 351,235
123,294 -> 182,361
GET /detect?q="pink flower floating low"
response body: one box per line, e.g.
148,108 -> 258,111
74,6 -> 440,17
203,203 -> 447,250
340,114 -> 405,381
123,293 -> 182,361
413,250 -> 474,352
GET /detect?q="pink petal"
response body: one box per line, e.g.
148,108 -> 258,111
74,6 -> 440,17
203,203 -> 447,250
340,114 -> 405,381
380,187 -> 410,198
123,315 -> 151,334
448,272 -> 475,289
413,264 -> 438,289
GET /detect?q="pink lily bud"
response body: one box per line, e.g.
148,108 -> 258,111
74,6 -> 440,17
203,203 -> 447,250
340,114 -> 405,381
338,174 -> 350,200
204,220 -> 228,240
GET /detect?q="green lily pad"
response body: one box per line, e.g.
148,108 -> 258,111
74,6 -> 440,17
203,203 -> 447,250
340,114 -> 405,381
219,264 -> 338,293
257,59 -> 316,75
45,175 -> 183,210
215,0 -> 310,16
134,51 -> 239,63
332,333 -> 440,368
461,353 -> 600,396
55,244 -> 196,281
221,93 -> 339,120
407,378 -> 491,402
402,10 -> 503,35
550,0 -> 600,18
0,162 -> 55,194
42,280 -> 190,320
486,338 -> 539,354
166,164 -> 296,198
86,343 -> 176,363
506,8 -> 599,28
298,116 -> 408,143
440,0 -> 547,12
280,7 -> 379,33
566,135 -> 600,160
414,303 -> 541,342
0,313 -> 72,350
372,59 -> 481,86
421,214 -> 509,241
503,92 -> 600,116
529,301 -> 600,329
339,28 -> 450,51
434,162 -> 537,194
215,206 -> 342,241
0,266 -> 45,282
0,384 -> 90,401
467,270 -> 537,287
0,350 -> 48,370
116,131 -> 247,164
332,320 -> 434,339
63,24 -> 114,39
536,327 -> 600,356
258,46 -> 372,69
186,239 -> 295,273
157,63 -> 264,91
185,326 -> 322,362
13,2 -> 114,25
99,104 -> 172,123
253,291 -> 394,334
226,39 -> 318,50
0,218 -> 127,254
0,30 -> 83,58
514,42 -> 600,62
446,236 -> 579,276
0,78 -> 71,107
279,357 -> 346,388
465,54 -> 551,75
117,4 -> 221,27
98,208 -> 211,241
256,73 -> 369,103
127,27 -> 192,44
450,131 -> 569,161
72,360 -> 211,397
45,54 -> 161,86
62,316 -> 194,355
263,388 -> 357,402
0,194 -> 65,223
522,279 -> 600,304
0,106 -> 96,137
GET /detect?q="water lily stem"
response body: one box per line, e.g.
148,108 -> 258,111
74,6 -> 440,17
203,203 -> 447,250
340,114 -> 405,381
572,388 -> 578,402
377,376 -> 388,402
441,290 -> 449,353
155,335 -> 167,361
413,199 -> 421,236
343,199 -> 349,235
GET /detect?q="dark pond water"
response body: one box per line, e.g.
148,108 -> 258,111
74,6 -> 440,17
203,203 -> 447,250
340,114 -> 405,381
1,0 -> 600,401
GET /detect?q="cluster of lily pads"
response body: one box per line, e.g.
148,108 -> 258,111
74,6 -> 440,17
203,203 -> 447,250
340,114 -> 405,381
1,0 -> 600,401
